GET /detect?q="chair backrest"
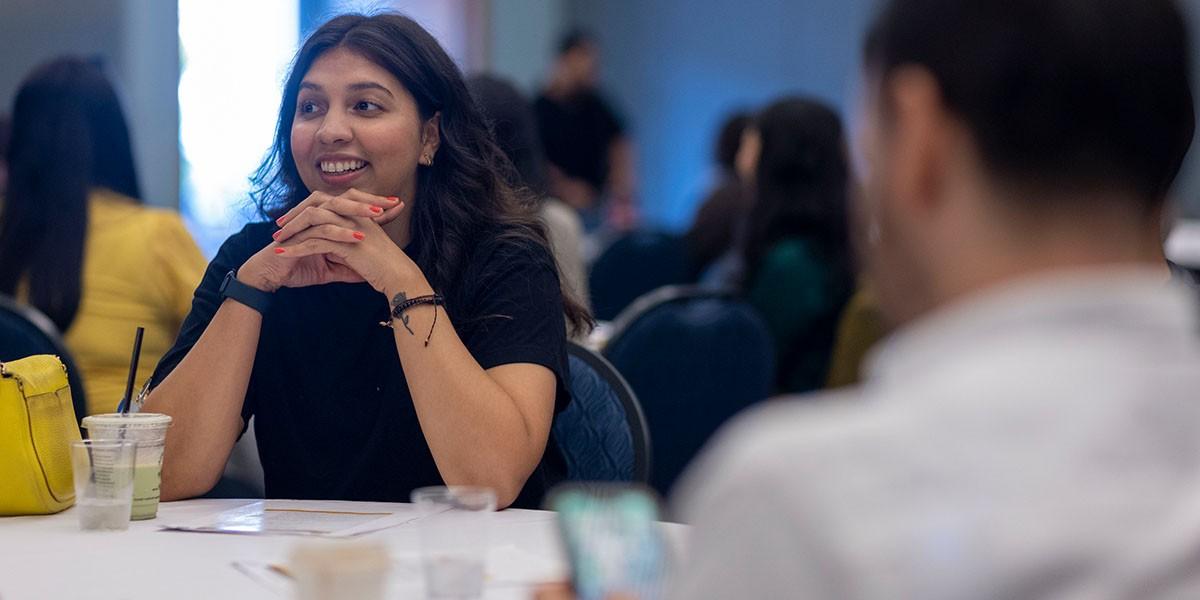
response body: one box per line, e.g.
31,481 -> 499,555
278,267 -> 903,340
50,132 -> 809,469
603,285 -> 774,496
588,230 -> 690,321
0,294 -> 88,425
554,341 -> 652,484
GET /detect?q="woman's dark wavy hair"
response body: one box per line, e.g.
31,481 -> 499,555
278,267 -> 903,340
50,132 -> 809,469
741,97 -> 853,297
251,13 -> 591,334
0,57 -> 142,331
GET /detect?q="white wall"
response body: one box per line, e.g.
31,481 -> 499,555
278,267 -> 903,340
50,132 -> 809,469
487,0 -> 567,94
0,0 -> 179,208
118,0 -> 180,209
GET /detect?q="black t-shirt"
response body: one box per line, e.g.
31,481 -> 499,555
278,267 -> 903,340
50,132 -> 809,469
149,222 -> 570,509
534,89 -> 624,191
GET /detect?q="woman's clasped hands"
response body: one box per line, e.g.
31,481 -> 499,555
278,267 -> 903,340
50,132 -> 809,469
239,188 -> 418,294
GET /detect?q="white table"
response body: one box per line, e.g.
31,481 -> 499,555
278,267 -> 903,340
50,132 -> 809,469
0,499 -> 687,600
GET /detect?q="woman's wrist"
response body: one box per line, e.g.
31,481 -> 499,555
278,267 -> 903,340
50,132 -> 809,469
236,259 -> 278,293
381,266 -> 434,304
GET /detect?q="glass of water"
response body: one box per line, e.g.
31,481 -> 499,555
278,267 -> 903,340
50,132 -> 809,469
71,439 -> 137,531
411,486 -> 497,599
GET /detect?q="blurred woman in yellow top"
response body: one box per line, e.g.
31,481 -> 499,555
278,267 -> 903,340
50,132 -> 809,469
0,57 -> 205,415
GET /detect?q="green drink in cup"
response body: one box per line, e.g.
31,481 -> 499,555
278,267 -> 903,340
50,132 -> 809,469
81,413 -> 172,520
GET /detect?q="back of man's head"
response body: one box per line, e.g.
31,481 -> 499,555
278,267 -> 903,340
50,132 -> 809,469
864,0 -> 1195,207
557,29 -> 594,58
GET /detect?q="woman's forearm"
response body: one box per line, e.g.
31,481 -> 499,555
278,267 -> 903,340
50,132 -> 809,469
387,282 -> 551,508
142,299 -> 263,500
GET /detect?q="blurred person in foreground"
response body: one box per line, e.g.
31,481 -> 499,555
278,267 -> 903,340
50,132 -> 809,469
672,0 -> 1200,597
0,57 -> 205,415
535,29 -> 637,232
543,0 -> 1200,597
467,74 -> 590,313
736,98 -> 855,395
683,111 -> 753,280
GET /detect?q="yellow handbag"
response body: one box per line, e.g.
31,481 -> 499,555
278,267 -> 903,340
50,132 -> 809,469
0,354 -> 81,515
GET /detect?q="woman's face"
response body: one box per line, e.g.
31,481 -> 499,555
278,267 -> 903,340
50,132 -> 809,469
291,47 -> 439,219
735,127 -> 761,183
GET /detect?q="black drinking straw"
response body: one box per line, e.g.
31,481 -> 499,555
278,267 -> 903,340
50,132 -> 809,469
119,327 -> 145,415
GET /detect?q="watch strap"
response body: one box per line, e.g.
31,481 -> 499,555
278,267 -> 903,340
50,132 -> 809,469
220,270 -> 272,314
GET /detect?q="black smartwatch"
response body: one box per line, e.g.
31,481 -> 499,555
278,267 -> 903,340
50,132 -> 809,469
219,270 -> 273,315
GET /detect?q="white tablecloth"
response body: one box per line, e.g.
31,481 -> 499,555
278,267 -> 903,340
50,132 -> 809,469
0,498 -> 687,600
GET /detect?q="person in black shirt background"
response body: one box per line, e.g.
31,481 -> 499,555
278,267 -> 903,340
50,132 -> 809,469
143,13 -> 592,510
535,29 -> 637,231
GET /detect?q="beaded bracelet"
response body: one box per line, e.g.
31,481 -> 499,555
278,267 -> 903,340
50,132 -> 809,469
379,294 -> 445,346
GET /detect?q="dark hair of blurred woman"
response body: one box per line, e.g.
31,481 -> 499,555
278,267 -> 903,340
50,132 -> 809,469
742,98 -> 852,293
0,57 -> 142,330
739,97 -> 854,393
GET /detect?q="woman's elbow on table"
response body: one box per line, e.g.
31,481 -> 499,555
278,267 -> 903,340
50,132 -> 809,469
160,461 -> 223,502
443,468 -> 528,510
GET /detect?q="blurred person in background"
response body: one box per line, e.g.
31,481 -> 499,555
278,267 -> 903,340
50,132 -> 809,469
824,180 -> 889,389
535,29 -> 637,232
683,111 -> 753,281
737,98 -> 855,395
467,74 -> 590,313
542,0 -> 1200,597
670,0 -> 1200,597
0,57 -> 205,415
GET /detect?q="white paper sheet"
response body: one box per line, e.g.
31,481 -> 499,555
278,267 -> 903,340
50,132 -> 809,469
162,500 -> 422,537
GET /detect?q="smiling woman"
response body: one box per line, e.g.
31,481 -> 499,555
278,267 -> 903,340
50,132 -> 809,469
140,13 -> 592,510
289,48 -> 428,226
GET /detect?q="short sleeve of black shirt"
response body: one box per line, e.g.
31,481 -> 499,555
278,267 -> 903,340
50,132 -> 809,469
147,222 -> 570,508
452,237 -> 570,412
148,221 -> 272,429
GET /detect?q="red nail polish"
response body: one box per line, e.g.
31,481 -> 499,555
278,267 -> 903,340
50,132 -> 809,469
276,216 -> 287,225
274,248 -> 286,254
387,196 -> 400,203
353,231 -> 365,240
370,206 -> 383,214
272,231 -> 282,240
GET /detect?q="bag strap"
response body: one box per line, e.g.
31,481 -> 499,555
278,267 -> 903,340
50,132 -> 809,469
0,355 -> 69,397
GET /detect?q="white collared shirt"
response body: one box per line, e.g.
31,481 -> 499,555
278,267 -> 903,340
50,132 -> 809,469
672,269 -> 1200,600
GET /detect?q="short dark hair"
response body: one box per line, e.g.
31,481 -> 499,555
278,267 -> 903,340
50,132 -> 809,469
864,0 -> 1195,207
557,28 -> 594,56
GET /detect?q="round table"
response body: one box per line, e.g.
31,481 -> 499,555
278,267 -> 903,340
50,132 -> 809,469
0,498 -> 687,599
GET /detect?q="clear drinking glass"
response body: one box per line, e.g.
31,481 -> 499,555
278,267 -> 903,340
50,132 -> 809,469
70,439 -> 137,531
81,413 -> 172,520
411,486 -> 497,600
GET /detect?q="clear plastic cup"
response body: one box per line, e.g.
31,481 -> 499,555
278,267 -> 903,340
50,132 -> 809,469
411,486 -> 497,600
81,413 -> 172,520
71,439 -> 137,531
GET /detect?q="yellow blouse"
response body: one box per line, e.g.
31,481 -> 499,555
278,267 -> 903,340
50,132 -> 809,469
61,189 -> 206,415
